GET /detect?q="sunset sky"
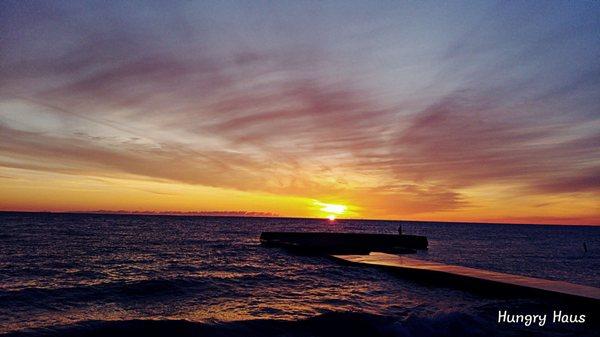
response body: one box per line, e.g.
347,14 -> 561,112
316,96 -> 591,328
1,1 -> 599,224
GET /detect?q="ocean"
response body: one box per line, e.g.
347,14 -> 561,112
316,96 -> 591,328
1,212 -> 598,336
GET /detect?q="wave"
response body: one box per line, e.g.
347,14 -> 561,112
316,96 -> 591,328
0,273 -> 285,306
2,311 -> 595,337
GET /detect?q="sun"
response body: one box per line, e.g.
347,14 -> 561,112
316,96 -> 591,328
314,201 -> 346,221
321,204 -> 346,214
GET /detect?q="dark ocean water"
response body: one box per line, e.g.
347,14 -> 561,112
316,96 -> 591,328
0,212 -> 598,336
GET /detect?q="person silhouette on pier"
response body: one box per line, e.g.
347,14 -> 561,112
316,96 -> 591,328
398,225 -> 402,235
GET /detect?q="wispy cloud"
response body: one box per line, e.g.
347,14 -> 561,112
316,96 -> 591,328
1,1 -> 598,222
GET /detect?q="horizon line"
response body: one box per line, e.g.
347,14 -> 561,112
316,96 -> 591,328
1,210 -> 598,227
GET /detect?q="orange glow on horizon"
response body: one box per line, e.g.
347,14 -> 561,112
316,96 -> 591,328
1,2 -> 599,228
0,168 -> 598,225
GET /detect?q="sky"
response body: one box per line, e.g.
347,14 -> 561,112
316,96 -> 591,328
0,1 -> 599,224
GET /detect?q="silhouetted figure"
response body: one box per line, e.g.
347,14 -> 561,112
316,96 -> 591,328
398,225 -> 402,235
583,242 -> 588,253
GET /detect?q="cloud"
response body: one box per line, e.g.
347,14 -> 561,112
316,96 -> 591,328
531,168 -> 600,194
386,93 -> 600,195
348,184 -> 467,217
79,210 -> 279,217
0,1 -> 599,220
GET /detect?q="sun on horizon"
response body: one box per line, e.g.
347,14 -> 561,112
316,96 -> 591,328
0,1 -> 598,226
315,202 -> 347,221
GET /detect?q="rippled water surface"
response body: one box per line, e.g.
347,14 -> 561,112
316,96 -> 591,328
1,212 -> 598,336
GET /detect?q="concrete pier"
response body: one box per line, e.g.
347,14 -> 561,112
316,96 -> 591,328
260,232 -> 428,254
332,252 -> 600,302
